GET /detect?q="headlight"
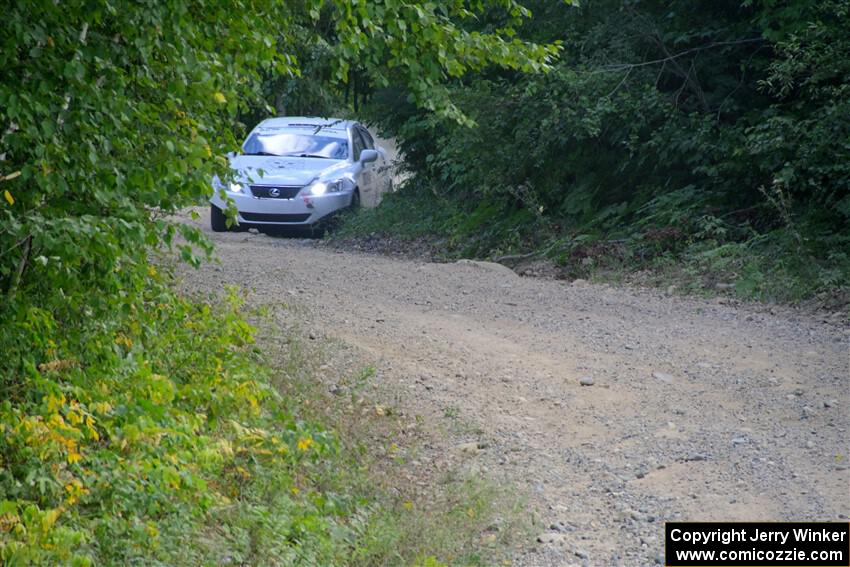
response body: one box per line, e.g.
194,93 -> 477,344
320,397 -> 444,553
306,179 -> 344,196
211,175 -> 245,194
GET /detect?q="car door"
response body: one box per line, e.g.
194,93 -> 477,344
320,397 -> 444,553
352,127 -> 378,206
358,126 -> 389,190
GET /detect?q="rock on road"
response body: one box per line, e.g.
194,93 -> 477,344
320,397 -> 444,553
179,209 -> 849,566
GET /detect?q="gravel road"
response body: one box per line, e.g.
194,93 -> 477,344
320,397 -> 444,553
179,209 -> 849,567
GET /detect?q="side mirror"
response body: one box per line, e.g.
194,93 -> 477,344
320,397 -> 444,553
359,149 -> 378,164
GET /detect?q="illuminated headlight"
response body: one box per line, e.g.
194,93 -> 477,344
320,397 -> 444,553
212,175 -> 245,194
306,179 -> 344,196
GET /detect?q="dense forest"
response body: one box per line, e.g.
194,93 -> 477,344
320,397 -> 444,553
0,0 -> 847,564
0,2 -> 552,564
336,0 -> 850,303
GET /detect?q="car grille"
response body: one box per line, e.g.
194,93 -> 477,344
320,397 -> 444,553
250,185 -> 302,199
239,212 -> 311,223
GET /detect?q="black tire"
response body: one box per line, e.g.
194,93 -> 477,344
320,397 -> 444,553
350,189 -> 361,209
210,204 -> 228,232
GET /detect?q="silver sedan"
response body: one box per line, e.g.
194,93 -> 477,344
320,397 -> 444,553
210,116 -> 390,232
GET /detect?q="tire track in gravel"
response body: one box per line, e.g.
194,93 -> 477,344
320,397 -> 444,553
178,209 -> 849,567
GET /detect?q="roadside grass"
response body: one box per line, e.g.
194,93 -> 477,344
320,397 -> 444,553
334,182 -> 457,243
0,261 -> 527,566
252,306 -> 530,566
555,232 -> 850,308
331,182 -> 850,310
332,179 -> 549,263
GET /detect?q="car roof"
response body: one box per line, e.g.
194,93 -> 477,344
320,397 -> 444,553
254,116 -> 356,139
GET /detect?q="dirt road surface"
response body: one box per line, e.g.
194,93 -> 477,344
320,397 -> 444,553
179,209 -> 849,566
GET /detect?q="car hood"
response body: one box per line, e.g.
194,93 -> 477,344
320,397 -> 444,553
230,155 -> 347,186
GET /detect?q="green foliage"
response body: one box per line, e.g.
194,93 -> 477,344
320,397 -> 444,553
250,0 -> 563,124
0,0 -> 296,301
335,178 -> 459,242
1,0 -> 557,302
0,272 -> 523,564
358,0 -> 849,301
0,1 -> 555,563
322,0 -> 562,124
0,276 -> 335,564
334,177 -> 543,260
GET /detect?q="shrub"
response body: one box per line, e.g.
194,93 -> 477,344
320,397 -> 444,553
0,276 -> 346,564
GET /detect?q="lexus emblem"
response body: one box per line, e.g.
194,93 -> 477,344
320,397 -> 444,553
268,187 -> 280,197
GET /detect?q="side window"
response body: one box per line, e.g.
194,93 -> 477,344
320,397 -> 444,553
351,129 -> 365,160
358,127 -> 375,150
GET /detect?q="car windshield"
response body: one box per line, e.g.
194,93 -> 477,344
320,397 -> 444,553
242,132 -> 348,159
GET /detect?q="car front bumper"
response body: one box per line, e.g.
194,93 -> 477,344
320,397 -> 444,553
210,189 -> 351,226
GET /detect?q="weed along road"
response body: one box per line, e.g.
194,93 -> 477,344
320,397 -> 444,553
180,209 -> 849,567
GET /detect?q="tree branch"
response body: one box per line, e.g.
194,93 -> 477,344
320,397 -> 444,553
600,38 -> 765,73
605,66 -> 632,98
7,234 -> 32,299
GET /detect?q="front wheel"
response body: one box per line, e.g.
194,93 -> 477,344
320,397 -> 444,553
210,204 -> 228,232
350,189 -> 361,209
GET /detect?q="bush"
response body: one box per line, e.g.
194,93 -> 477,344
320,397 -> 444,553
357,0 -> 849,301
0,273 -> 348,564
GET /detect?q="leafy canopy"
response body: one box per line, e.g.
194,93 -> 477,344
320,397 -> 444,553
0,1 -> 558,564
0,0 -> 558,300
358,0 -> 849,300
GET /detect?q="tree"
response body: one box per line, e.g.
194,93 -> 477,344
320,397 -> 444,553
0,0 -> 557,302
0,2 -> 560,563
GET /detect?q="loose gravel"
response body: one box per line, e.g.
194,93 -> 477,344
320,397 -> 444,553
178,209 -> 849,567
